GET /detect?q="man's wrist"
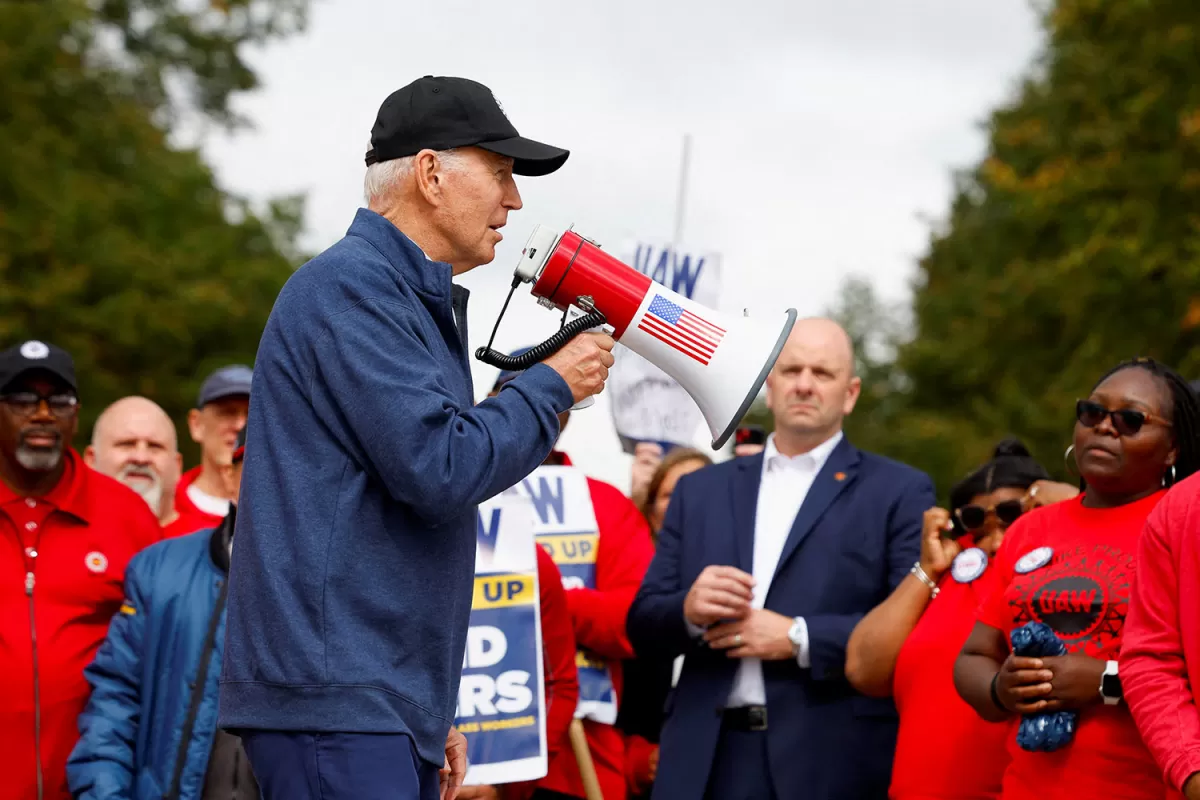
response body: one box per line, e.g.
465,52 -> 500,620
683,609 -> 705,638
787,616 -> 809,667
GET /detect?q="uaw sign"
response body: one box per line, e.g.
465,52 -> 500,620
458,495 -> 548,786
607,241 -> 723,452
515,464 -> 618,724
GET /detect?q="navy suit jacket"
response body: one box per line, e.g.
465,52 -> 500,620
626,437 -> 934,800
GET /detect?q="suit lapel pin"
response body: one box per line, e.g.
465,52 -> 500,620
834,472 -> 846,482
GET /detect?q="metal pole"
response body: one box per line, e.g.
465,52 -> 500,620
671,134 -> 692,250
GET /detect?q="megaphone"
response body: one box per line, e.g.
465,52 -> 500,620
476,226 -> 797,450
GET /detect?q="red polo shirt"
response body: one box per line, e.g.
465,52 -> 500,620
0,449 -> 161,800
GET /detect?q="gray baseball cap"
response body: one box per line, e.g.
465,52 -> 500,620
196,365 -> 252,408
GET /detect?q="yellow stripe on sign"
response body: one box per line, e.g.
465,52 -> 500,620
472,574 -> 536,610
119,604 -> 136,616
537,533 -> 600,565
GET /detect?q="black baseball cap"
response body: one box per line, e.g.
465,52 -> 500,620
197,365 -> 252,409
365,76 -> 569,177
0,340 -> 77,393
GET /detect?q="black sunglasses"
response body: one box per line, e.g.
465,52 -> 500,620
956,500 -> 1025,532
1076,399 -> 1172,437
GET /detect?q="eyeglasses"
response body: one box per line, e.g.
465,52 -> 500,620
0,392 -> 79,418
1076,399 -> 1172,437
956,500 -> 1025,531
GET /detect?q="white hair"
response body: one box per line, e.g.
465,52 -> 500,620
363,146 -> 472,205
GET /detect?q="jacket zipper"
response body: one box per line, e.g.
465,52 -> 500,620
26,568 -> 44,800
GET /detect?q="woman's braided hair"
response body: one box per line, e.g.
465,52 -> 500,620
1089,357 -> 1200,485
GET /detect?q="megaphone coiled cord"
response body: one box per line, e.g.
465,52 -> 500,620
475,277 -> 607,370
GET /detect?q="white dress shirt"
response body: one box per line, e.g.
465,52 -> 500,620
723,430 -> 843,708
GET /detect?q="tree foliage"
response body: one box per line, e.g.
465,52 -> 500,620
756,1 -> 1200,501
0,0 -> 309,464
862,0 -> 1200,498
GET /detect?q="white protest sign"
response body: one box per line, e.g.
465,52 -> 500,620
607,241 -> 723,451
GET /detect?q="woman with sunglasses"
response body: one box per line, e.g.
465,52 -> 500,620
845,439 -> 1076,799
954,357 -> 1200,800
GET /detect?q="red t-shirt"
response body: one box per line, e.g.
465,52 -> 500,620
891,548 -> 1010,800
977,492 -> 1167,800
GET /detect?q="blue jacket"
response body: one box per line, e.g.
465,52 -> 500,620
627,439 -> 934,800
67,520 -> 235,800
218,209 -> 574,766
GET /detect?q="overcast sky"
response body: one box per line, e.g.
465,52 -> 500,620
203,0 -> 1043,492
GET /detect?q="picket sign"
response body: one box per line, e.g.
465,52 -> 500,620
458,494 -> 548,786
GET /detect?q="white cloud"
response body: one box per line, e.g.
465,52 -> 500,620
203,0 -> 1042,491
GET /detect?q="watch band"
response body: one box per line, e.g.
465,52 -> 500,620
1101,659 -> 1121,706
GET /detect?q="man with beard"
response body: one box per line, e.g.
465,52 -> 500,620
0,340 -> 162,800
85,396 -> 208,538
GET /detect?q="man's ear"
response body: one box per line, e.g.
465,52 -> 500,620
412,149 -> 445,207
82,445 -> 96,467
186,408 -> 204,445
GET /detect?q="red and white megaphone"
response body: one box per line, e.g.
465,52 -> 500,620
476,226 -> 797,450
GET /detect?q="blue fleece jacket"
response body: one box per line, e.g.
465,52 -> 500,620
217,208 -> 574,767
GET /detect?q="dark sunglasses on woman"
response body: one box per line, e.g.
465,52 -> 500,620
1075,399 -> 1173,437
955,500 -> 1025,532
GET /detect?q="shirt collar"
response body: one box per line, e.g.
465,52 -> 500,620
0,448 -> 92,522
763,430 -> 843,475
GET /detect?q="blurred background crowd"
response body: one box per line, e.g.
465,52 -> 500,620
4,0 -> 1200,799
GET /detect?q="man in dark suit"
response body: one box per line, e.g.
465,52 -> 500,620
626,318 -> 934,800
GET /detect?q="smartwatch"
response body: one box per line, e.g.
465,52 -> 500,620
1100,660 -> 1122,706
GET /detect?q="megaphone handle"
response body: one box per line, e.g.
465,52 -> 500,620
476,308 -> 608,370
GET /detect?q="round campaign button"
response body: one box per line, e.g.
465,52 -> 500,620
1015,546 -> 1053,574
951,547 -> 988,583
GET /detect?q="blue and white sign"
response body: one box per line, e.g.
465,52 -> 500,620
515,465 -> 619,724
608,242 -> 723,451
459,496 -> 548,786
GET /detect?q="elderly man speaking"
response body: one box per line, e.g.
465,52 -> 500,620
218,76 -> 613,800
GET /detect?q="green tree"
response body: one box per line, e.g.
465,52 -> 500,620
889,0 -> 1200,497
0,0 -> 309,465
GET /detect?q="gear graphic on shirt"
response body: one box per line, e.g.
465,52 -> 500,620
1006,543 -> 1133,658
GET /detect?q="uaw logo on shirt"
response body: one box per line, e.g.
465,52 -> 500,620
515,464 -> 617,724
1007,543 -> 1132,658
